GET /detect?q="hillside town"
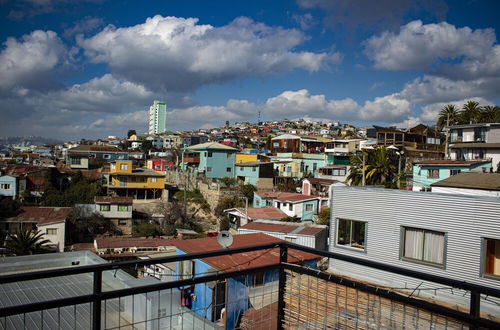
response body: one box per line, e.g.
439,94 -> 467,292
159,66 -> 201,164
1,99 -> 500,328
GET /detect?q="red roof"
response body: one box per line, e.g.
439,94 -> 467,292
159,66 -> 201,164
95,196 -> 133,204
95,238 -> 175,249
171,233 -> 320,271
254,191 -> 319,203
236,207 -> 287,219
240,222 -> 326,236
7,206 -> 71,225
4,165 -> 47,176
69,145 -> 124,152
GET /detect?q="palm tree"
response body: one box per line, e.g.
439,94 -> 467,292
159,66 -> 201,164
437,104 -> 460,128
364,147 -> 397,186
479,105 -> 500,123
347,147 -> 398,187
460,101 -> 482,124
5,227 -> 51,256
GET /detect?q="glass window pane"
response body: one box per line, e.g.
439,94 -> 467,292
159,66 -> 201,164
423,231 -> 445,264
337,219 -> 351,246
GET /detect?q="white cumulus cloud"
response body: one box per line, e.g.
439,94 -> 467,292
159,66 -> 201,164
78,15 -> 340,92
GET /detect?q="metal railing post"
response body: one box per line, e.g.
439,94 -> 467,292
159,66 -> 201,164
92,270 -> 102,330
277,243 -> 288,330
470,290 -> 480,318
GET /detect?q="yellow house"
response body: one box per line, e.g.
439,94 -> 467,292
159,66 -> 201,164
235,153 -> 258,164
107,160 -> 165,199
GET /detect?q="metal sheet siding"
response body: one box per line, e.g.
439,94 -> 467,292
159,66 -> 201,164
329,187 -> 500,314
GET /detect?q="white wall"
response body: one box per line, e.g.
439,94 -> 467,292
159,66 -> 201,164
37,222 -> 66,252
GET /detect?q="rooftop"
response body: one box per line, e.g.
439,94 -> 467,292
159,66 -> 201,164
171,233 -> 319,271
240,221 -> 326,236
6,206 -> 72,225
186,142 -> 238,151
94,196 -> 133,204
414,159 -> 492,166
430,172 -> 500,191
228,206 -> 287,219
68,145 -> 126,152
95,238 -> 175,249
255,191 -> 319,203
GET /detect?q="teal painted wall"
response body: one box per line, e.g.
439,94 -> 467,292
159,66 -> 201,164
194,149 -> 236,179
236,165 -> 259,185
412,162 -> 492,188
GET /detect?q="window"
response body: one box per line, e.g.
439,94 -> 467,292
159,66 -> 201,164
255,199 -> 260,206
402,227 -> 445,266
103,154 -> 111,159
120,164 -> 128,170
266,200 -> 273,206
450,169 -> 461,176
427,169 -> 439,179
100,204 -> 110,212
207,152 -> 213,157
118,219 -> 128,225
288,204 -> 293,211
154,165 -> 161,170
305,204 -> 313,212
252,167 -> 256,172
483,238 -> 500,279
285,236 -> 297,243
46,228 -> 57,235
207,167 -> 212,172
0,184 -> 11,190
118,205 -> 129,212
226,167 -> 232,172
336,219 -> 366,251
151,177 -> 158,182
70,157 -> 81,165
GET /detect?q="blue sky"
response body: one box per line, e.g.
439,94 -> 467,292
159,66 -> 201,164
1,0 -> 500,139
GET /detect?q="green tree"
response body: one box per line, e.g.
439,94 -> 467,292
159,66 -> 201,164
479,105 -> 500,123
67,210 -> 121,243
347,147 -> 397,187
280,216 -> 301,222
218,177 -> 237,189
317,208 -> 330,226
239,184 -> 256,203
461,100 -> 482,124
219,217 -> 230,231
214,196 -> 242,217
133,222 -> 164,238
141,140 -> 153,152
0,199 -> 20,217
437,104 -> 460,128
5,227 -> 51,256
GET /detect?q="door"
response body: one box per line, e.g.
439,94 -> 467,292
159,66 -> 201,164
212,280 -> 226,323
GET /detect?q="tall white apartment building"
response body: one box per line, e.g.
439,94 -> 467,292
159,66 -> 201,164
148,100 -> 167,135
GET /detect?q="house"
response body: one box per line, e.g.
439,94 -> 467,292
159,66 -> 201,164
430,172 -> 500,197
171,233 -> 320,329
105,160 -> 165,199
253,191 -> 320,222
449,123 -> 500,170
238,220 -> 328,250
324,139 -> 363,154
271,134 -> 327,154
94,196 -> 133,235
224,206 -> 287,228
412,159 -> 492,192
271,153 -> 326,178
94,237 -> 175,255
234,161 -> 274,189
301,177 -> 346,209
2,206 -> 72,252
329,186 -> 500,318
315,164 -> 350,182
139,249 -> 178,282
0,174 -> 24,199
184,142 -> 238,179
66,145 -> 129,169
146,158 -> 173,172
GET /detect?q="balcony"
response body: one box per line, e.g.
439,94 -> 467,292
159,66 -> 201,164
1,242 -> 499,329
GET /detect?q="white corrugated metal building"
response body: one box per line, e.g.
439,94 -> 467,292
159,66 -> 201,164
329,186 -> 500,319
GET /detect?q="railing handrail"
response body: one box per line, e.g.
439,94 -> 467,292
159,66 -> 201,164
1,241 -> 500,298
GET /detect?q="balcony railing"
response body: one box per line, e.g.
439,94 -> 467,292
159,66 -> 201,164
1,242 -> 499,329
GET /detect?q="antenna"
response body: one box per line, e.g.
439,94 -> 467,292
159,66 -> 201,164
257,110 -> 261,151
217,231 -> 233,249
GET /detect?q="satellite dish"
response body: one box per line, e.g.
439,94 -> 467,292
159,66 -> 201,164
217,231 -> 233,248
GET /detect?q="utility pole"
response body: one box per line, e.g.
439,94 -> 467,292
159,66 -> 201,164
444,113 -> 450,159
362,152 -> 366,186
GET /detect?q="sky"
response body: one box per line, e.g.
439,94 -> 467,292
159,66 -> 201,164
1,0 -> 500,140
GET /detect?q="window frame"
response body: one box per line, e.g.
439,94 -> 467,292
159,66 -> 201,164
305,203 -> 313,212
427,169 -> 439,179
450,169 -> 461,176
481,237 -> 500,280
46,228 -> 57,235
99,204 -> 111,212
117,204 -> 129,212
120,163 -> 128,170
400,226 -> 447,268
335,218 -> 367,253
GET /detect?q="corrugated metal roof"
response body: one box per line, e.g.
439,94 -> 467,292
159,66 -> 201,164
450,142 -> 500,148
94,196 -> 133,204
414,160 -> 491,166
172,233 -> 319,271
6,206 -> 71,225
186,142 -> 237,151
95,238 -> 176,249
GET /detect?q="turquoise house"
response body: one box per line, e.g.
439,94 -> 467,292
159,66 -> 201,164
0,175 -> 24,199
235,161 -> 274,188
253,191 -> 320,222
412,159 -> 492,192
271,153 -> 326,178
185,142 -> 238,179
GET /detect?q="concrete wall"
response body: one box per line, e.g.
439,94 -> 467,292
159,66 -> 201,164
198,182 -> 239,211
37,222 -> 66,252
0,175 -> 17,197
